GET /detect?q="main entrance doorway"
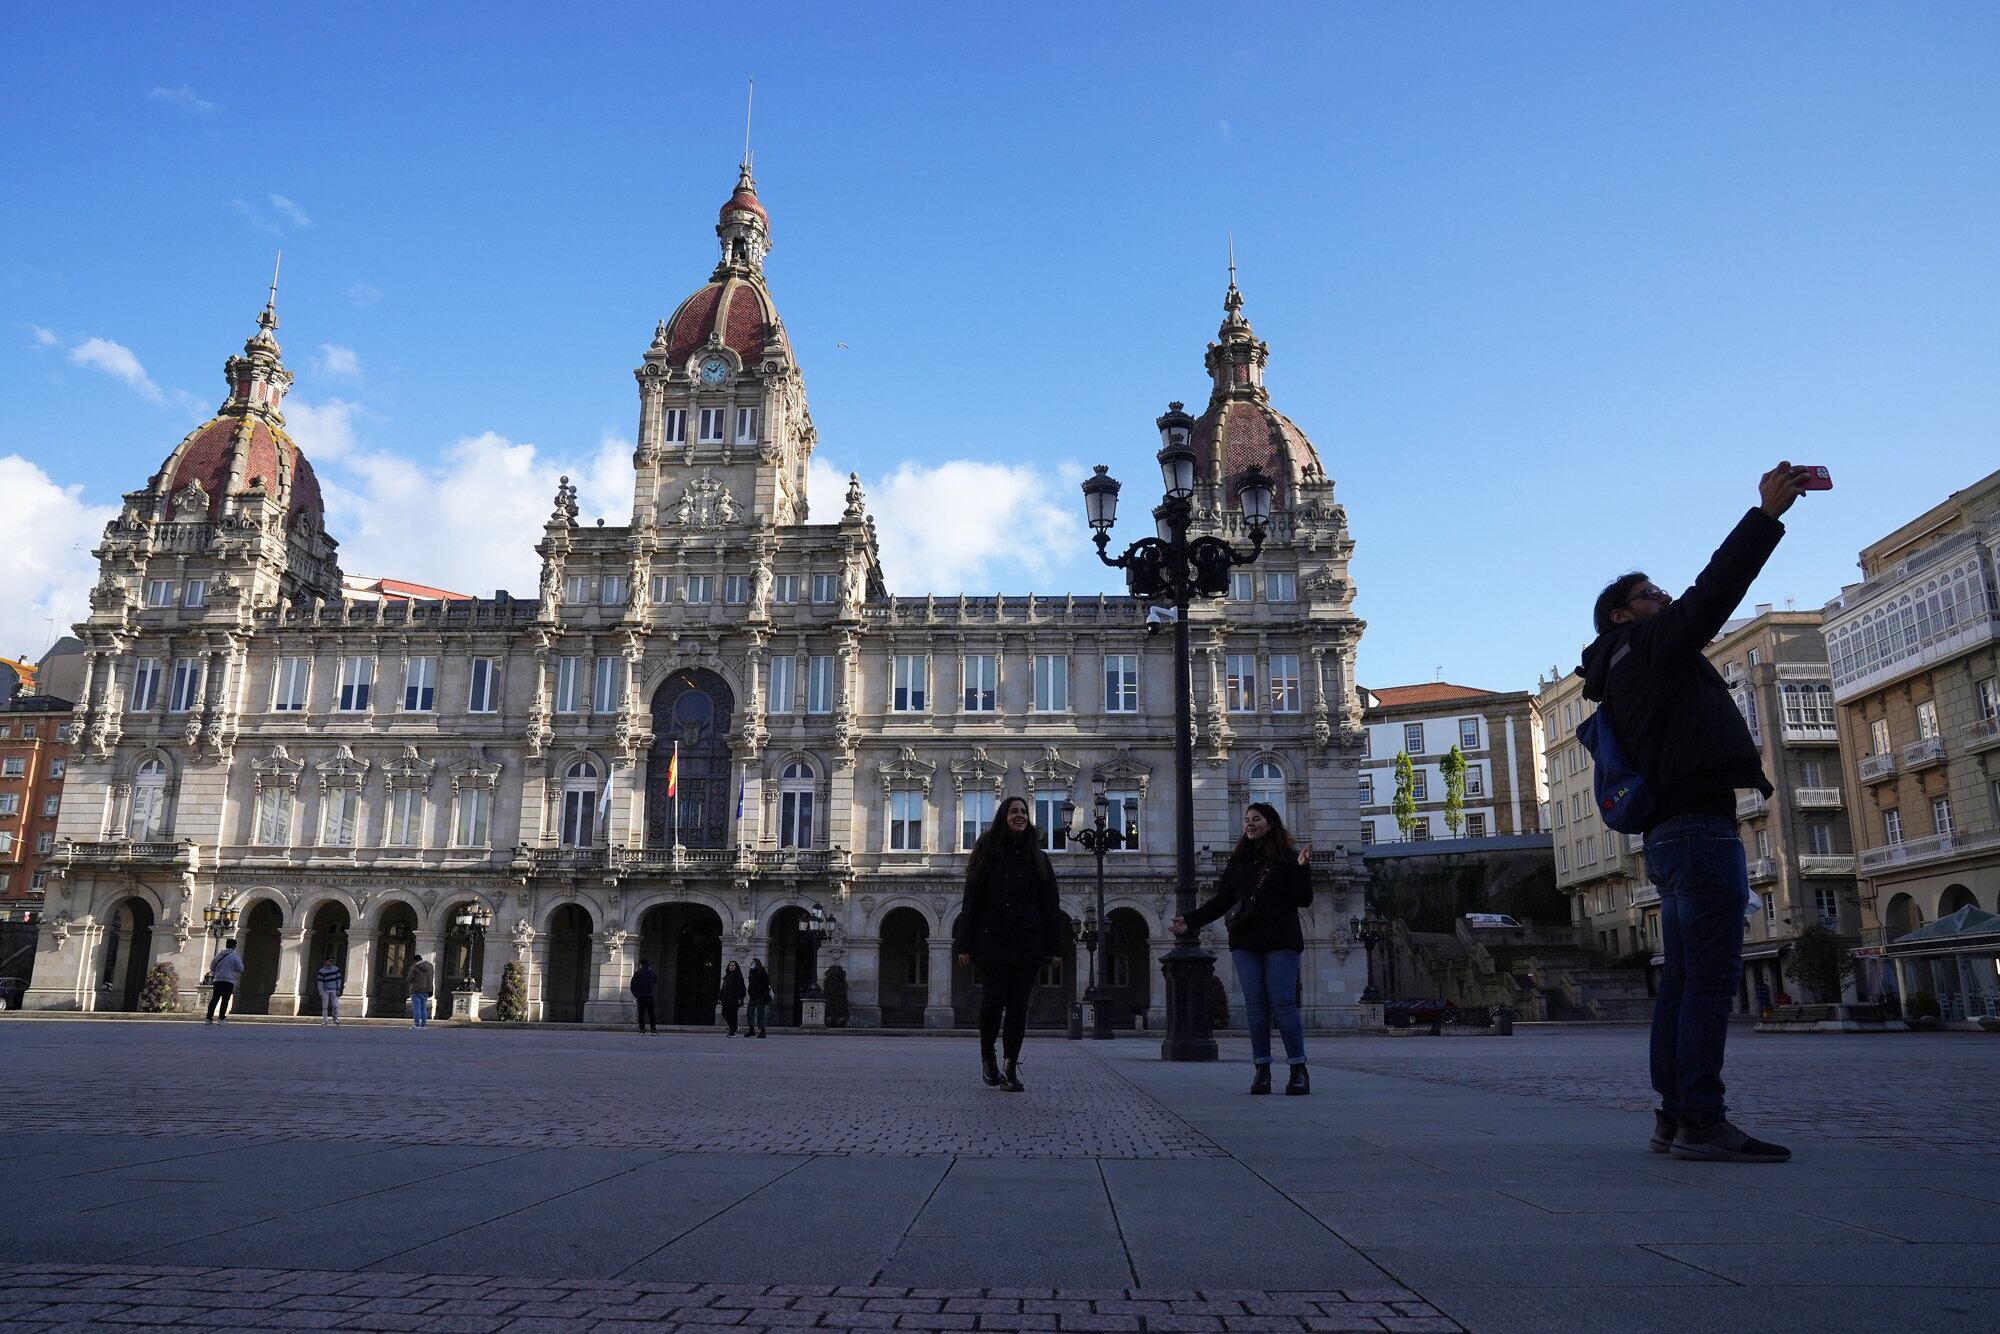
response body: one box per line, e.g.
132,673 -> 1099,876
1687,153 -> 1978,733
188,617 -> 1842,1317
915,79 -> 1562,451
234,900 -> 284,1014
545,904 -> 594,1022
99,897 -> 155,1012
301,903 -> 350,1015
640,904 -> 722,1024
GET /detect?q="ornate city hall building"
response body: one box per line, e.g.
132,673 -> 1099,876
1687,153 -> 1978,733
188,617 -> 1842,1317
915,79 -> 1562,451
29,168 -> 1374,1029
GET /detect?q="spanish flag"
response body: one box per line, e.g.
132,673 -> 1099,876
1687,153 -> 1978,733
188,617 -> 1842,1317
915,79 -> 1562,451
667,741 -> 679,797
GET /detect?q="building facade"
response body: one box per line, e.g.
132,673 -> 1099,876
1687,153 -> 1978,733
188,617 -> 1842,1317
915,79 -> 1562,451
1822,468 -> 2000,1012
1537,668 -> 1653,961
28,169 -> 1376,1029
0,693 -> 70,917
1357,684 -> 1543,842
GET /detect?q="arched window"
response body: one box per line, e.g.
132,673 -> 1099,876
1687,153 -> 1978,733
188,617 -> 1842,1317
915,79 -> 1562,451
129,759 -> 168,840
561,760 -> 599,847
1248,759 -> 1286,827
778,760 -> 815,849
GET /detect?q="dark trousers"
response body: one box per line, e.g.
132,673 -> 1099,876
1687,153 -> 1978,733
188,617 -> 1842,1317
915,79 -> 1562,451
635,995 -> 657,1032
206,981 -> 235,1021
1645,814 -> 1748,1122
978,964 -> 1037,1061
723,1002 -> 741,1034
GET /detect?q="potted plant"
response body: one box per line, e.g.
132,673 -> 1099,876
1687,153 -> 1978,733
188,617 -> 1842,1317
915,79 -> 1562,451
1906,990 -> 1942,1031
137,962 -> 181,1013
822,964 -> 850,1029
495,960 -> 529,1022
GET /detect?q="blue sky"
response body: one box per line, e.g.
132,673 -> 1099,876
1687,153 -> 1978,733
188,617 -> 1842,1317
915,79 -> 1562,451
4,2 -> 1998,692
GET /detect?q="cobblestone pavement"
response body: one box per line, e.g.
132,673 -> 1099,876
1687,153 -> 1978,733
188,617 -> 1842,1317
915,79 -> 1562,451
0,1264 -> 1457,1333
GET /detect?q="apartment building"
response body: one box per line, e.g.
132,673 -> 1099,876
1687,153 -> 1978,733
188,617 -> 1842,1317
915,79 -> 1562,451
1357,684 -> 1543,843
1536,668 -> 1653,961
0,692 -> 71,914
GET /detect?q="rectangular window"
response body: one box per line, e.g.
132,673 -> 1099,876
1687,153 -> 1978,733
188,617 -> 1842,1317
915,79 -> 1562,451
1557,845 -> 1568,871
1755,829 -> 1770,859
0,761 -> 20,780
1264,571 -> 1296,603
554,656 -> 582,714
1226,654 -> 1258,712
254,789 -> 292,846
592,656 -> 620,713
273,657 -> 309,712
1883,809 -> 1903,844
962,654 -> 997,712
600,575 -> 629,607
387,787 -> 423,847
146,579 -> 174,607
182,578 -> 207,608
320,789 -> 358,846
1034,794 -> 1067,851
772,574 -> 800,603
1916,699 -> 1939,739
1105,790 -> 1141,852
1033,654 -> 1069,712
1361,729 -> 1372,758
663,408 -> 687,443
698,407 -> 725,442
560,787 -> 595,847
723,575 -> 750,604
807,655 -> 834,714
0,795 -> 16,814
1464,765 -> 1485,797
1269,654 -> 1301,713
1933,796 -> 1953,836
961,790 -> 996,851
650,573 -> 675,605
1748,648 -> 1762,666
1103,654 -> 1139,713
1869,717 -> 1891,755
736,407 -> 759,442
1806,822 -> 1832,855
1410,821 -> 1431,842
1584,833 -> 1594,861
685,574 -> 714,604
168,658 -> 203,713
402,657 -> 437,712
767,655 -> 795,714
34,833 -> 51,853
778,789 -> 815,849
1404,722 -> 1425,754
564,575 -> 592,605
41,795 -> 58,817
454,789 -> 491,847
809,573 -> 837,604
893,655 -> 927,712
1359,775 -> 1374,805
1459,717 -> 1480,749
335,657 -> 372,711
1466,812 -> 1488,837
468,658 -> 501,713
1979,677 -> 1999,720
889,790 -> 923,851
1230,571 -> 1255,601
1799,759 -> 1823,787
1814,886 -> 1840,928
1413,771 -> 1429,802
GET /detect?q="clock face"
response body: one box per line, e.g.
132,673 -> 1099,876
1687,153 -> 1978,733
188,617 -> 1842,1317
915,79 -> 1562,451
699,356 -> 730,385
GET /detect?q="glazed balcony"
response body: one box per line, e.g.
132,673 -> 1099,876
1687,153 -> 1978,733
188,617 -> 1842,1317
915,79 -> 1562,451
1859,823 -> 2000,874
1798,854 -> 1857,877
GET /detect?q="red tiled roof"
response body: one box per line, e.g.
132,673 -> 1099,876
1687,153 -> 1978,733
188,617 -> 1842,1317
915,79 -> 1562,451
343,576 -> 473,601
663,278 -> 779,368
1191,399 -> 1321,509
163,416 -> 319,532
1367,683 -> 1501,707
721,186 -> 767,224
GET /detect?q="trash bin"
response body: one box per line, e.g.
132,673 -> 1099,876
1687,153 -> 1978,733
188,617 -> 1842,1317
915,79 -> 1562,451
1494,1004 -> 1515,1036
1068,1002 -> 1084,1040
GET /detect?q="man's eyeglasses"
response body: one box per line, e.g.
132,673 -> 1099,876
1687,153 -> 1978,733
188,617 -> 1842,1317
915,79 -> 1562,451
1628,588 -> 1671,605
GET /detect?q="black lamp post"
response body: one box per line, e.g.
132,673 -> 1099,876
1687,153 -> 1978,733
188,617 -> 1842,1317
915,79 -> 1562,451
1350,911 -> 1387,1005
1062,791 -> 1129,1040
202,901 -> 237,941
799,900 -> 828,1000
451,903 -> 493,993
1084,402 -> 1273,1062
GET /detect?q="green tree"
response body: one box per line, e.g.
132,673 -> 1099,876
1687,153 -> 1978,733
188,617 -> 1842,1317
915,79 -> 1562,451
1393,751 -> 1419,841
137,963 -> 182,1013
1783,923 -> 1856,1004
1440,745 -> 1468,837
495,961 -> 529,1021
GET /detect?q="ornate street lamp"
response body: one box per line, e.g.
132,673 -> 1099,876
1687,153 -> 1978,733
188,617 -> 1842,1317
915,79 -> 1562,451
451,903 -> 493,992
1083,403 -> 1271,1062
1061,791 -> 1129,1040
1350,911 -> 1388,1005
202,901 -> 237,940
799,900 -> 828,1000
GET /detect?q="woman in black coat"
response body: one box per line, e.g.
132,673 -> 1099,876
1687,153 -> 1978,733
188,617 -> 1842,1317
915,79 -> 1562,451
1173,802 -> 1314,1095
953,795 -> 1064,1092
720,960 -> 747,1036
746,960 -> 773,1038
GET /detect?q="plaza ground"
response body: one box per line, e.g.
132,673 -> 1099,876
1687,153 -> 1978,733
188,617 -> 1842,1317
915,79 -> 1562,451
0,1021 -> 1996,1332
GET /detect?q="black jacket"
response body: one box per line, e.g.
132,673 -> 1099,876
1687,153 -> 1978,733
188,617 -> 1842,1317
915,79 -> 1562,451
1184,852 -> 1313,954
954,837 -> 1065,969
1578,507 -> 1782,830
720,968 -> 746,1008
629,965 -> 657,1000
747,964 -> 773,1004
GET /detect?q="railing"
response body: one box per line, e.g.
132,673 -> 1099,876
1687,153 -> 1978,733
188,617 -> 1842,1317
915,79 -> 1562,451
151,522 -> 213,552
1781,722 -> 1842,745
1736,792 -> 1767,818
1793,786 -> 1845,810
1902,736 -> 1946,770
1746,858 -> 1777,883
1965,715 -> 2000,754
1630,883 -> 1660,908
59,839 -> 195,869
1858,753 -> 1897,783
1859,823 -> 2000,874
1798,854 -> 1856,877
529,848 -> 606,874
1775,663 -> 1833,681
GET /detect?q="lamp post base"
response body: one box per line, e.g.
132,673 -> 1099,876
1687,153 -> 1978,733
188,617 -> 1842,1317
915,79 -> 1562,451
1083,986 -> 1116,1040
1159,945 -> 1219,1062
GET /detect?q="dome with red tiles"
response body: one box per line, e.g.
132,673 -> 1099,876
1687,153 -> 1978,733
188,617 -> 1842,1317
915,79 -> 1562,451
660,275 -> 784,369
1191,283 -> 1326,508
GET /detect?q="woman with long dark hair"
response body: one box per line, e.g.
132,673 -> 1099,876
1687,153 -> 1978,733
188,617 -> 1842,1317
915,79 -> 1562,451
954,795 -> 1064,1092
1172,802 -> 1314,1094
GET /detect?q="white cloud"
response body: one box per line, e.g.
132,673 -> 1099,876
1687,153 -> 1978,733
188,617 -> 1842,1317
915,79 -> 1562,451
282,396 -> 366,461
269,194 -> 312,228
346,281 -> 383,308
69,337 -> 163,402
811,454 -> 1074,594
229,198 -> 279,236
312,344 -> 361,380
147,84 -> 214,114
0,457 -> 119,661
27,324 -> 58,348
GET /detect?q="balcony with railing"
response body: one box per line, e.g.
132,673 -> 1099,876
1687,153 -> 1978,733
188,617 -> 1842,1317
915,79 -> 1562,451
1902,736 -> 1947,771
58,838 -> 198,870
1858,753 -> 1898,784
1798,854 -> 1857,877
1746,858 -> 1777,883
1736,792 -> 1767,819
522,846 -> 854,878
1858,823 -> 2000,874
1965,714 -> 2000,755
1792,786 -> 1845,810
1630,883 -> 1660,909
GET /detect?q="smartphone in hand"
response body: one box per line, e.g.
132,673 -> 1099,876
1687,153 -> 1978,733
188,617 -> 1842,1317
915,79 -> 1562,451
1796,466 -> 1833,491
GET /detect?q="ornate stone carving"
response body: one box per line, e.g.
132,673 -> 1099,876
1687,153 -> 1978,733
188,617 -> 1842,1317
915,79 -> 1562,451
879,746 -> 938,795
1091,746 -> 1153,796
670,469 -> 739,529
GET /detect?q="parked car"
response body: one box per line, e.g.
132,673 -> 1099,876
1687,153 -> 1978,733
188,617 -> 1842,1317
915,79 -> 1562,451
0,976 -> 26,1010
1385,997 -> 1460,1027
1464,913 -> 1523,929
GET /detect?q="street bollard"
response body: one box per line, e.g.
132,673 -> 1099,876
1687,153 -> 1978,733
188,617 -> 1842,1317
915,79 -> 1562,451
1494,1004 -> 1515,1036
1068,1002 -> 1084,1040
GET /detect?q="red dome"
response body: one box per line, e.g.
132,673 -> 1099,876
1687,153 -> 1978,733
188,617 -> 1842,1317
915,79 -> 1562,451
661,276 -> 782,367
159,415 -> 321,532
720,186 -> 767,225
1191,399 -> 1322,508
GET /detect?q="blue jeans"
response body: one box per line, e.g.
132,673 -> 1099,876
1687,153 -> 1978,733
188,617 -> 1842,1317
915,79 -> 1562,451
1231,949 -> 1306,1067
1644,814 -> 1748,1121
411,993 -> 430,1028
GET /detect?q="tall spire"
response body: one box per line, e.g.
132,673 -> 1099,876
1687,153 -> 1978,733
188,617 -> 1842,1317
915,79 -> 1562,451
742,79 -> 755,171
225,259 -> 293,418
1205,242 -> 1267,401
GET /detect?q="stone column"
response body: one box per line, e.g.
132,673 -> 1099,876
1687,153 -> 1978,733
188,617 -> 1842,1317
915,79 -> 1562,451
849,932 -> 883,1028
529,935 -> 551,1022
924,936 -> 955,1029
23,914 -> 102,1011
347,929 -> 378,1017
584,930 -> 631,1025
270,923 -> 309,1017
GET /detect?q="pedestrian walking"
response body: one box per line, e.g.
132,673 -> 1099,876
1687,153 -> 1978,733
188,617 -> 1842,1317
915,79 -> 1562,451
1578,461 -> 1815,1163
315,954 -> 344,1025
404,952 -> 435,1029
1172,803 -> 1314,1095
204,938 -> 245,1025
721,960 -> 747,1036
631,958 -> 660,1034
954,795 -> 1064,1092
746,960 -> 772,1038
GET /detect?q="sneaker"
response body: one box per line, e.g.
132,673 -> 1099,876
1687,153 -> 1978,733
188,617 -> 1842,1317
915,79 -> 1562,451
1671,1117 -> 1791,1163
1649,1110 -> 1677,1154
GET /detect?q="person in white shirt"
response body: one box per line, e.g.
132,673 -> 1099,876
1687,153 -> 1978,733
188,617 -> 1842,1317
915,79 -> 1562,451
206,939 -> 245,1024
315,955 -> 344,1025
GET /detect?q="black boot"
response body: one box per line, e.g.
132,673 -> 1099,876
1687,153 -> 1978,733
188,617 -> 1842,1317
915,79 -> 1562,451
1249,1065 -> 1272,1095
981,1047 -> 1002,1087
1284,1064 -> 1310,1096
1001,1059 -> 1025,1093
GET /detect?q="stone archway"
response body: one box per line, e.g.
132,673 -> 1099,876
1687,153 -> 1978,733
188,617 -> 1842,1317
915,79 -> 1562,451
647,668 -> 736,849
373,903 -> 419,1015
1941,884 -> 1978,918
1102,908 -> 1152,1029
639,903 -> 721,1025
301,903 -> 351,1015
99,897 -> 155,1012
234,900 -> 284,1015
545,904 -> 595,1023
880,908 -> 931,1028
1886,893 -> 1923,939
766,905 -> 816,1026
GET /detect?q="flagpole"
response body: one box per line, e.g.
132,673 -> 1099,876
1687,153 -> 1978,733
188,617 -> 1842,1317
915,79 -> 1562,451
670,741 -> 681,849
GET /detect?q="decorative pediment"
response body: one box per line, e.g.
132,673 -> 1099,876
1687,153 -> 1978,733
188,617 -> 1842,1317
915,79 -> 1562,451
450,745 -> 503,792
878,745 -> 938,795
1092,746 -> 1154,796
172,478 -> 209,520
948,745 -> 1009,794
382,743 -> 436,790
1022,745 -> 1081,795
251,744 -> 305,792
670,469 -> 740,529
316,743 -> 371,790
